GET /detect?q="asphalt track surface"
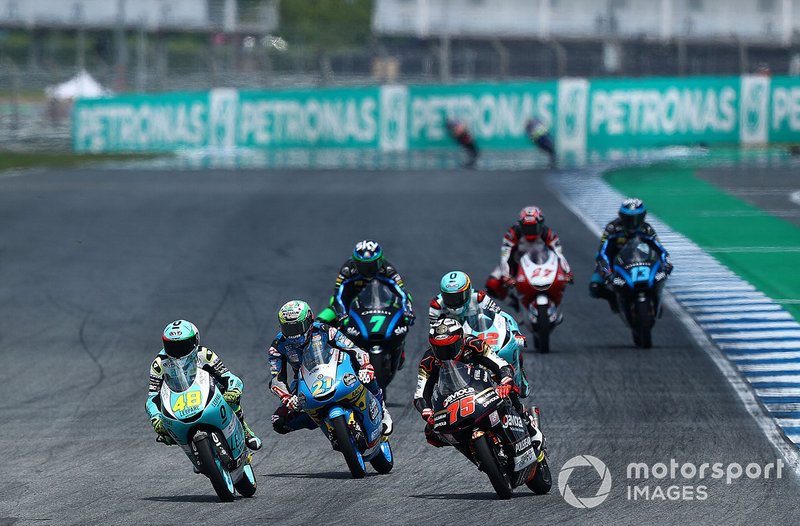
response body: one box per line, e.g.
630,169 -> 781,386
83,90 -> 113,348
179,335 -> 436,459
1,167 -> 799,525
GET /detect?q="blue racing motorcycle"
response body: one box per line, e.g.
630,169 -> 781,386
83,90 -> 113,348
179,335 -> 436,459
158,359 -> 257,502
462,308 -> 530,398
297,336 -> 394,478
610,235 -> 669,349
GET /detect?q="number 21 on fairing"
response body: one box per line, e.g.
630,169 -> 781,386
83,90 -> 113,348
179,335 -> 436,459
172,390 -> 201,412
311,377 -> 333,396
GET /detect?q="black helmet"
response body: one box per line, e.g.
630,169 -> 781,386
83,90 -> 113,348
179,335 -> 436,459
429,316 -> 464,361
353,239 -> 384,278
162,320 -> 200,359
618,198 -> 646,232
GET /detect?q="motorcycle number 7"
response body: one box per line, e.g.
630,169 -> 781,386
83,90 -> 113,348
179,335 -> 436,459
446,395 -> 475,424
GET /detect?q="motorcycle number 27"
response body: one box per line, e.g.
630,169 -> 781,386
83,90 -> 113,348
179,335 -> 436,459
446,395 -> 475,424
172,390 -> 201,412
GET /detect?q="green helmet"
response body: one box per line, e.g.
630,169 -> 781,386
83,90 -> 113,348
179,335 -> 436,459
278,300 -> 314,345
162,319 -> 200,359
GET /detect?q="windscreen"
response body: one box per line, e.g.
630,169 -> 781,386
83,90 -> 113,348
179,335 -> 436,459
616,237 -> 659,267
526,240 -> 551,265
302,337 -> 335,370
464,309 -> 494,333
162,355 -> 197,393
352,280 -> 400,310
434,360 -> 474,399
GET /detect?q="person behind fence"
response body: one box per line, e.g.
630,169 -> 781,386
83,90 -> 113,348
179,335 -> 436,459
445,117 -> 479,168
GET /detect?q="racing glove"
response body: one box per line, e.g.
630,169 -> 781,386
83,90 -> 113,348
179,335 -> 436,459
501,274 -> 516,287
404,308 -> 416,326
151,415 -> 166,435
495,377 -> 513,398
358,363 -> 375,385
421,408 -> 435,425
282,394 -> 300,412
335,312 -> 350,326
223,387 -> 241,405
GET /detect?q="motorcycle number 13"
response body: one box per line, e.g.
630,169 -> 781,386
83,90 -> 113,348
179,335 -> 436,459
173,390 -> 201,412
446,395 -> 475,424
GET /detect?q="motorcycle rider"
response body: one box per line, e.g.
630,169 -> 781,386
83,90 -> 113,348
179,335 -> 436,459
146,319 -> 262,450
486,206 -> 572,312
590,198 -> 672,312
413,316 -> 543,453
318,239 -> 415,368
445,117 -> 479,168
429,270 -> 531,398
269,300 -> 394,436
525,117 -> 556,167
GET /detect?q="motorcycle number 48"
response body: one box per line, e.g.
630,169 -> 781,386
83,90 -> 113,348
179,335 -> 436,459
172,390 -> 201,412
446,395 -> 475,424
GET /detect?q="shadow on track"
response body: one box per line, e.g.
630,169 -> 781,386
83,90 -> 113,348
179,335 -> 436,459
264,471 -> 379,480
410,492 -> 536,501
142,494 -> 221,503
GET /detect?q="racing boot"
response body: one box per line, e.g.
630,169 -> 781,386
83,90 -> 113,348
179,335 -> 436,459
518,352 -> 531,398
528,406 -> 545,450
378,390 -> 393,436
235,407 -> 262,450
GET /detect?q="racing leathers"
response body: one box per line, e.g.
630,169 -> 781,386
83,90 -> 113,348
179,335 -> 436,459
413,335 -> 540,449
146,347 -> 260,449
429,289 -> 500,324
268,321 -> 392,435
590,219 -> 672,309
486,225 -> 572,303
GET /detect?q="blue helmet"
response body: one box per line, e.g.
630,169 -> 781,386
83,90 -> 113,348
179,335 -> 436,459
162,320 -> 200,359
353,239 -> 384,278
440,271 -> 472,313
618,198 -> 646,233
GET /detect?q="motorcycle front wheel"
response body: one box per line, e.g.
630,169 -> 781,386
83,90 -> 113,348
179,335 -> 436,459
195,434 -> 235,502
535,304 -> 550,354
473,435 -> 512,499
332,415 -> 366,479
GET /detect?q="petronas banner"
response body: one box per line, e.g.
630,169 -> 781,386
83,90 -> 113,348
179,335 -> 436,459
72,75 -> 797,154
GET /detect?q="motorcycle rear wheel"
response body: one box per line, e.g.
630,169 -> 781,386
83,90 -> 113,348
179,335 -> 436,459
196,434 -> 235,502
526,456 -> 552,494
473,435 -> 512,499
332,415 -> 366,479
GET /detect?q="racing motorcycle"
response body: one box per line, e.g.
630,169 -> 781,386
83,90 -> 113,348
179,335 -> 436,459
158,359 -> 257,502
296,335 -> 394,479
340,280 -> 410,394
513,241 -> 570,353
430,360 -> 551,500
462,308 -> 530,398
610,236 -> 668,349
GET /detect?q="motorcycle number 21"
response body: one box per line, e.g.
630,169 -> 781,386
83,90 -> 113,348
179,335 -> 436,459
172,390 -> 202,412
446,395 -> 475,424
311,376 -> 334,396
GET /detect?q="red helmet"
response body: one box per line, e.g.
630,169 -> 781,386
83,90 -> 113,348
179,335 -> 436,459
518,206 -> 545,241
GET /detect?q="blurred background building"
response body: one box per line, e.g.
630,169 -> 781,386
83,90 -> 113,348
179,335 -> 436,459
2,0 -> 800,148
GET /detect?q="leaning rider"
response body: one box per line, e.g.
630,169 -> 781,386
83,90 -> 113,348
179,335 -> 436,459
146,319 -> 262,450
590,198 -> 672,312
413,316 -> 543,452
268,300 -> 393,436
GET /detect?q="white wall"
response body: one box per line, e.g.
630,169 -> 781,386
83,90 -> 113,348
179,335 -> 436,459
373,0 -> 797,43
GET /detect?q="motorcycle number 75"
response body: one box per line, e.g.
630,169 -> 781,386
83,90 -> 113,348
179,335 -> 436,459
446,395 -> 475,424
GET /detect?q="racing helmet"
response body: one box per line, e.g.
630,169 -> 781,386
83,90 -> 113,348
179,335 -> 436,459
278,300 -> 314,346
353,239 -> 384,278
429,316 -> 465,361
519,206 -> 545,241
439,271 -> 472,314
618,198 -> 647,233
162,320 -> 200,359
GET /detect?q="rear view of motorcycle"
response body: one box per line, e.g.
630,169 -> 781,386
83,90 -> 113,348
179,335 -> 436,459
610,236 -> 669,348
513,242 -> 571,353
430,361 -> 551,499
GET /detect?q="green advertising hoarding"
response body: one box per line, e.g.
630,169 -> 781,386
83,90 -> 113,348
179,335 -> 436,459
73,76 -> 800,154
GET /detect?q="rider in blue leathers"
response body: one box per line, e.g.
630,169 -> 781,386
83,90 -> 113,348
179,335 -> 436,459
590,198 -> 673,311
268,300 -> 394,436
